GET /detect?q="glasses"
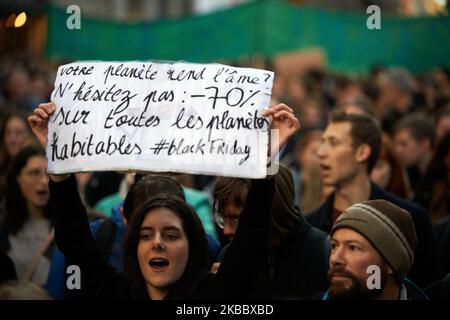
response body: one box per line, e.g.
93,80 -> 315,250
22,169 -> 49,181
213,203 -> 241,229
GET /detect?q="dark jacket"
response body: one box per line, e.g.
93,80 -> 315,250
217,165 -> 330,299
434,216 -> 450,275
306,182 -> 443,289
49,175 -> 274,300
217,217 -> 329,299
425,273 -> 450,300
252,218 -> 329,299
0,251 -> 17,284
402,279 -> 430,300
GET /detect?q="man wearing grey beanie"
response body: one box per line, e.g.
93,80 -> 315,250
324,199 -> 429,300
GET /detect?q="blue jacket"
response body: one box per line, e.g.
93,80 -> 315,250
45,204 -> 126,299
305,182 -> 443,289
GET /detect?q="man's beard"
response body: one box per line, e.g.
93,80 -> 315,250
327,266 -> 385,300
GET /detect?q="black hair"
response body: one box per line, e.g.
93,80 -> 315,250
122,174 -> 185,221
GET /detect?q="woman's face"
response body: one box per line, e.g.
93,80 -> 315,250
138,208 -> 189,299
370,158 -> 392,189
4,116 -> 30,157
16,155 -> 49,208
298,137 -> 321,172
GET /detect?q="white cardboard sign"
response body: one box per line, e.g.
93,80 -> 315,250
48,61 -> 273,178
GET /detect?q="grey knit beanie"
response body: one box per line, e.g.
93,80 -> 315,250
331,200 -> 417,283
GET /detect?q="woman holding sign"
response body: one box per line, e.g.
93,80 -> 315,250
28,102 -> 299,299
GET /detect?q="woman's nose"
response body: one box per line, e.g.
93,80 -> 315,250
152,234 -> 165,251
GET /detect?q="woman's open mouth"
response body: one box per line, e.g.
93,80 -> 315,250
36,190 -> 49,196
149,258 -> 169,272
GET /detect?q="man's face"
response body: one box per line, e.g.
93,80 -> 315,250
393,129 -> 428,168
317,122 -> 362,187
328,228 -> 391,300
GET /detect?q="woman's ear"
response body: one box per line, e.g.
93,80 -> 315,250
120,207 -> 128,226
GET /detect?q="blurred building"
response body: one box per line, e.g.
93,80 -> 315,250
51,0 -> 251,21
290,0 -> 447,16
0,0 -> 448,57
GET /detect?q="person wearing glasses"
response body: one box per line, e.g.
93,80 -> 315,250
0,145 -> 54,286
211,164 -> 330,299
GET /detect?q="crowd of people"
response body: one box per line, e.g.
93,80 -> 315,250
0,53 -> 449,300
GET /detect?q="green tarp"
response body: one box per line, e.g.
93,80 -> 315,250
46,0 -> 450,74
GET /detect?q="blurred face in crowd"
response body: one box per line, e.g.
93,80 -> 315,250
371,134 -> 394,189
434,68 -> 450,89
32,73 -> 51,99
297,133 -> 322,175
317,122 -> 363,187
271,74 -> 286,101
301,100 -> 323,128
7,69 -> 31,100
336,84 -> 363,106
393,129 -> 429,168
370,158 -> 392,189
378,78 -> 399,104
378,75 -> 410,111
138,208 -> 189,299
4,116 -> 31,157
328,228 -> 392,300
16,155 -> 49,209
436,115 -> 450,142
288,77 -> 307,103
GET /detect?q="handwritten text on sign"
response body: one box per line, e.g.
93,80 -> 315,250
48,61 -> 273,178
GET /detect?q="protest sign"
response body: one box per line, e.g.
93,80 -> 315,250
48,61 -> 273,178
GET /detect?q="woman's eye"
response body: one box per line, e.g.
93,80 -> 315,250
349,245 -> 361,252
30,170 -> 40,177
165,234 -> 178,240
140,233 -> 152,240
